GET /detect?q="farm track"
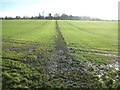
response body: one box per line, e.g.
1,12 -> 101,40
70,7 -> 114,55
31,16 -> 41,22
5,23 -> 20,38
48,20 -> 70,78
47,20 -> 93,87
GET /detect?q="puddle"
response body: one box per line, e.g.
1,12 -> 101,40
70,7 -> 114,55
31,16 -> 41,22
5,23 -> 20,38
69,49 -> 119,57
93,53 -> 119,57
86,60 -> 119,82
6,49 -> 17,53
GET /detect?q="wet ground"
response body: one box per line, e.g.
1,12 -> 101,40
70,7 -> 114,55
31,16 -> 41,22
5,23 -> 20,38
43,21 -> 119,88
2,20 -> 119,88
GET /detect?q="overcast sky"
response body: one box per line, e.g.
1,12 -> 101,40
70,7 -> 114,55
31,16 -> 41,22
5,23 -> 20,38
0,0 -> 119,20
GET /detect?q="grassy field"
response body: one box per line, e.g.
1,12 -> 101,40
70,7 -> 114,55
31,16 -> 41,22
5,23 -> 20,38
3,20 -> 56,43
2,20 -> 119,89
58,20 -> 118,63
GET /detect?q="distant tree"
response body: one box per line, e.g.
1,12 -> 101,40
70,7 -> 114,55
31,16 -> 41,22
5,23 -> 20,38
4,16 -> 13,20
48,13 -> 52,19
38,13 -> 42,19
23,16 -> 26,19
33,16 -> 38,19
42,11 -> 44,19
45,13 -> 53,19
3,13 -> 102,20
31,16 -> 34,19
54,13 -> 60,20
61,14 -> 68,20
69,15 -> 73,20
26,16 -> 30,19
15,16 -> 21,19
5,16 -> 8,20
0,17 -> 3,20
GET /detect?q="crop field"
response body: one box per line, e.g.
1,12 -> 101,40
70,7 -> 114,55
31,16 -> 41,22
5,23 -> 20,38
2,20 -> 119,89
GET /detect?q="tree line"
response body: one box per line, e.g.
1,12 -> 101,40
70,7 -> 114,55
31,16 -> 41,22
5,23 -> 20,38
1,13 -> 102,21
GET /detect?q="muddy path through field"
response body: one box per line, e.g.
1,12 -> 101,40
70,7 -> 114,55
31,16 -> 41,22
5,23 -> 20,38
48,21 -> 72,76
46,20 -> 119,88
47,20 -> 94,87
48,20 -> 71,78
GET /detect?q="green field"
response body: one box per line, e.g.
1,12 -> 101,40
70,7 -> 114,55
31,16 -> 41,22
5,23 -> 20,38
2,20 -> 119,89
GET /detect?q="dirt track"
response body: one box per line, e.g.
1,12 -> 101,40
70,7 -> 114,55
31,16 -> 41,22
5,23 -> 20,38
47,21 -> 91,87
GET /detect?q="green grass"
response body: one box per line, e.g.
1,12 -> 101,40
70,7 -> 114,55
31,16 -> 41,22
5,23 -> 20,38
2,20 -> 57,89
58,20 -> 118,51
2,20 -> 56,44
2,59 -> 48,88
2,20 -> 119,89
58,20 -> 118,64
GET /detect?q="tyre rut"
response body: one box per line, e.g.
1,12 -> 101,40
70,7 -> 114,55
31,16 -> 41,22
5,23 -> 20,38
47,20 -> 86,84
